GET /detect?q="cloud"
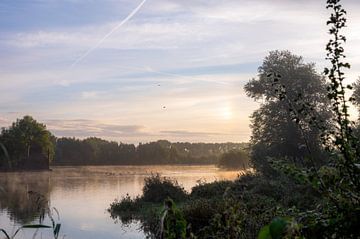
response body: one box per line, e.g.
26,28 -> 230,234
44,118 -> 250,143
46,119 -> 147,138
80,91 -> 101,100
0,0 -> 335,59
160,130 -> 222,137
1,0 -> 360,143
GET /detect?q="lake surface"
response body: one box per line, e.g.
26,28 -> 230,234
0,165 -> 240,239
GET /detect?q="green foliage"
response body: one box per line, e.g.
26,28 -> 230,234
202,199 -> 247,239
0,142 -> 11,169
162,198 -> 187,239
109,193 -> 163,236
109,194 -> 144,224
142,174 -> 188,203
244,51 -> 330,176
218,150 -> 249,169
109,199 -> 162,237
201,186 -> 282,239
109,170 -> 324,238
0,116 -> 54,169
268,218 -> 287,239
109,177 -> 188,238
351,77 -> 360,109
108,174 -> 188,237
190,177 -> 286,235
190,180 -> 233,199
55,138 -> 247,165
258,1 -> 360,238
110,175 -> 229,238
258,216 -> 306,239
181,198 -> 225,233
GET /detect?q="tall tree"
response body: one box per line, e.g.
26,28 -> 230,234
244,50 -> 330,175
351,77 -> 360,140
0,116 -> 54,168
352,77 -> 360,106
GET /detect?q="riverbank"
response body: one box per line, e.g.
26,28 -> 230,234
109,170 -> 319,238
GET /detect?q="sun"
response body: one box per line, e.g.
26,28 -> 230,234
221,105 -> 233,120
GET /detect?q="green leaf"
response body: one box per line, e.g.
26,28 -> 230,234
269,218 -> 287,239
258,225 -> 272,239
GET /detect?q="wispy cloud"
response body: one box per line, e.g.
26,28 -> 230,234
160,130 -> 222,137
43,119 -> 244,144
46,119 -> 147,138
1,0 -> 360,142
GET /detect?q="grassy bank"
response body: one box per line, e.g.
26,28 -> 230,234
108,172 -> 318,238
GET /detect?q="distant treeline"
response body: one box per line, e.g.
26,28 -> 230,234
0,116 -> 249,168
54,137 -> 248,165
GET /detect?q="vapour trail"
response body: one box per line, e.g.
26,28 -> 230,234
70,0 -> 147,68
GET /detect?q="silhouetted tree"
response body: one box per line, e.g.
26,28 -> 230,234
0,116 -> 54,169
350,77 -> 360,141
352,77 -> 360,106
54,138 -> 247,166
244,51 -> 331,175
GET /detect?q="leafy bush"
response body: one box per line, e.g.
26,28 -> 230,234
110,173 -> 310,238
162,198 -> 187,239
108,194 -> 143,224
190,180 -> 234,199
200,193 -> 279,239
108,174 -> 188,238
142,174 -> 187,203
109,195 -> 162,237
182,198 -> 226,233
256,1 -> 360,238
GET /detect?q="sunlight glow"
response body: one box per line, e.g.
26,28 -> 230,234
221,105 -> 233,120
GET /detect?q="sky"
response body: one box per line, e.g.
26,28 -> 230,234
0,0 -> 360,144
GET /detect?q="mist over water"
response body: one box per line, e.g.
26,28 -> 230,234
0,165 -> 240,239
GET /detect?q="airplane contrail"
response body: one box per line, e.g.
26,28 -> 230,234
70,0 -> 147,68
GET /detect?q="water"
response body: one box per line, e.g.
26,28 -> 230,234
0,165 -> 240,239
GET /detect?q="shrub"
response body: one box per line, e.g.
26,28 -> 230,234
142,174 -> 187,203
190,180 -> 234,199
108,194 -> 162,236
108,194 -> 142,220
182,198 -> 226,233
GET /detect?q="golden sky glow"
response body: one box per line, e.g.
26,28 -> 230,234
0,1 -> 360,143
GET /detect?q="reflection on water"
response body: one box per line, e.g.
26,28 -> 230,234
0,172 -> 52,224
0,165 -> 239,239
